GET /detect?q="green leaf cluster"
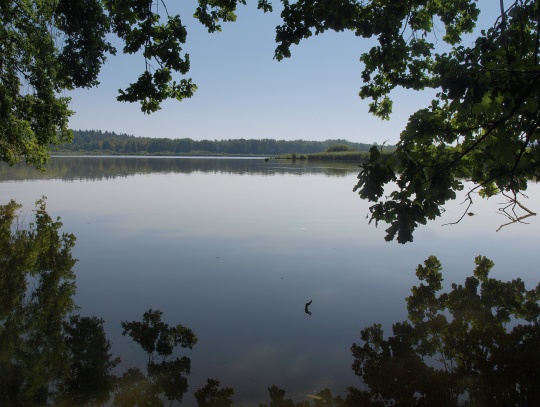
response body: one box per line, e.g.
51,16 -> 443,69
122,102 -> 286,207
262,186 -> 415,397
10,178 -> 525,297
1,0 -> 109,168
1,0 -> 201,167
272,0 -> 540,241
350,1 -> 540,242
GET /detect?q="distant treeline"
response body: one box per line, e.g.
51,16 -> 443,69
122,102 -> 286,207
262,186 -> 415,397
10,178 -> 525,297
56,129 -> 378,156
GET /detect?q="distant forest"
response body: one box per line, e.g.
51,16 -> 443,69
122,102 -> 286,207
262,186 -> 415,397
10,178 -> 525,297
55,129 -> 378,156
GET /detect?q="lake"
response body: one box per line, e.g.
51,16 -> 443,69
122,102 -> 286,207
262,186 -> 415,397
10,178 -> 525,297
1,156 -> 539,406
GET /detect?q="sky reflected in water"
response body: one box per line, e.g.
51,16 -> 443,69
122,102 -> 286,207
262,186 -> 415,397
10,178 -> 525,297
1,156 -> 539,405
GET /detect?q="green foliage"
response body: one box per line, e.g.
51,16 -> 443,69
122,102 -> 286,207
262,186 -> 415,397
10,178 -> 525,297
355,1 -> 539,242
301,150 -> 371,162
0,0 -> 106,168
58,129 -> 377,156
1,0 -> 195,167
351,255 -> 540,406
272,0 -> 540,241
325,144 -> 356,153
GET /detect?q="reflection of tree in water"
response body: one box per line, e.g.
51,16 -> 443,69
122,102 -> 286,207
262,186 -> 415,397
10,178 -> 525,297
0,199 -> 197,406
62,315 -> 119,405
0,198 -> 80,405
0,157 -> 361,182
116,309 -> 197,406
350,255 -> 540,407
1,200 -> 539,406
256,257 -> 540,407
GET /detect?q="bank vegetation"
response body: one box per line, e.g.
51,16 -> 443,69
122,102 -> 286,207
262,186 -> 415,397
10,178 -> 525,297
52,130 -> 392,161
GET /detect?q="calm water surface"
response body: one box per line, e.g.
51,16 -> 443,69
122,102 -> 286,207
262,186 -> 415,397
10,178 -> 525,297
1,156 -> 539,405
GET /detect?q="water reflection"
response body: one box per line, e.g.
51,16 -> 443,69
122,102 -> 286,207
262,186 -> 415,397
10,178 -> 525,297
0,156 -> 361,181
2,200 -> 538,406
115,309 -> 196,406
350,255 -> 540,407
0,200 -> 195,406
0,198 -> 105,406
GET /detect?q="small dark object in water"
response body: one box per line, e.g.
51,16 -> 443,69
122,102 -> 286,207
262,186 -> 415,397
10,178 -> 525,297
304,300 -> 313,315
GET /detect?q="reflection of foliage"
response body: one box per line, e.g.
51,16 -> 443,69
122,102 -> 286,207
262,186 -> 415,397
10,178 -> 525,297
114,358 -> 193,407
4,199 -> 539,406
351,255 -> 540,407
0,198 -> 78,405
0,156 -> 362,182
114,368 -> 159,407
0,200 -> 198,407
217,259 -> 540,406
194,379 -> 234,407
260,385 -> 308,407
117,309 -> 198,406
121,309 -> 198,361
61,315 -> 120,405
148,358 -> 192,403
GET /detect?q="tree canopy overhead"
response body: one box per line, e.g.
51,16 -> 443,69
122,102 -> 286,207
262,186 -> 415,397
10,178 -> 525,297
275,0 -> 540,242
2,0 -> 539,241
346,0 -> 540,243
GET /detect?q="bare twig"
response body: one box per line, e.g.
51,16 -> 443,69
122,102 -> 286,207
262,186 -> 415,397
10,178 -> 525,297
442,191 -> 474,226
496,192 -> 537,231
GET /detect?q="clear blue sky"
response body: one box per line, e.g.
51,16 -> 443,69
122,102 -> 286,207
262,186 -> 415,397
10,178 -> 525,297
66,0 -> 497,144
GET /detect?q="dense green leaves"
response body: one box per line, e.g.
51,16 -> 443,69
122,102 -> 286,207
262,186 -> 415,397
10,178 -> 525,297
350,0 -> 540,242
1,0 -> 94,168
1,0 -> 198,167
272,0 -> 540,241
55,0 -> 114,88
